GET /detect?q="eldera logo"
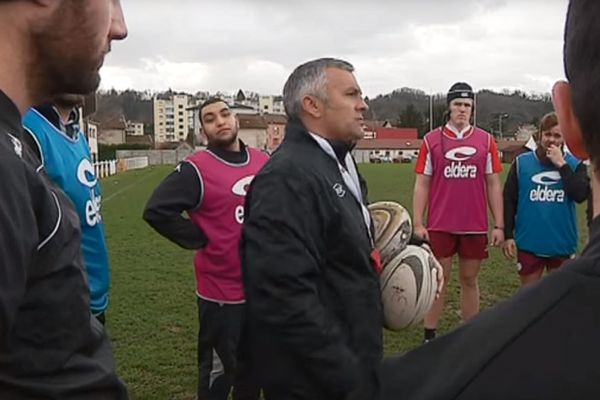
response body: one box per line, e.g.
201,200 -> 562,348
231,175 -> 256,224
77,159 -> 102,226
529,171 -> 565,202
443,146 -> 478,179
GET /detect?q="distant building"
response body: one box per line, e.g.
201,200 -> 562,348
263,113 -> 287,151
237,114 -> 268,150
98,115 -> 127,145
353,138 -> 423,163
83,119 -> 99,162
375,127 -> 418,140
153,94 -> 191,144
497,139 -> 528,163
363,120 -> 392,139
125,121 -> 144,136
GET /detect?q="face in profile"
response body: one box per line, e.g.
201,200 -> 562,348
32,0 -> 128,96
320,68 -> 369,142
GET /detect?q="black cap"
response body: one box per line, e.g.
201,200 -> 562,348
447,82 -> 474,104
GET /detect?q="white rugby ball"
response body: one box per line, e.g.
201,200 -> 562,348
368,201 -> 412,265
380,245 -> 440,331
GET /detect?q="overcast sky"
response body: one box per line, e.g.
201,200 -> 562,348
100,0 -> 570,97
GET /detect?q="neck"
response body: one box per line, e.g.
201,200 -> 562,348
302,118 -> 333,141
448,120 -> 469,132
0,34 -> 33,115
228,140 -> 241,152
210,139 -> 240,152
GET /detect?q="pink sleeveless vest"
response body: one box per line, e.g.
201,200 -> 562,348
187,147 -> 269,303
425,128 -> 490,234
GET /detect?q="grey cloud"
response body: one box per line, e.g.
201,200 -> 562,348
104,0 -> 568,95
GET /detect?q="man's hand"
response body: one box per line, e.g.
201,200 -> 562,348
503,238 -> 517,260
547,144 -> 567,168
491,228 -> 504,247
413,224 -> 429,242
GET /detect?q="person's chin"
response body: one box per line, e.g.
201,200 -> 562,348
351,131 -> 365,141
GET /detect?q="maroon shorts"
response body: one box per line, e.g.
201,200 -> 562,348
428,231 -> 488,260
517,250 -> 570,276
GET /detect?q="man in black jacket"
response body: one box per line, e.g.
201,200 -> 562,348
0,1 -> 128,398
241,58 -> 382,400
381,1 -> 600,399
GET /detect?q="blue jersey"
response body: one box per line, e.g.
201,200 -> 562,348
515,151 -> 580,257
23,108 -> 110,314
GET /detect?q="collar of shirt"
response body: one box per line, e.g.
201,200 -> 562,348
34,104 -> 80,139
327,138 -> 354,168
206,139 -> 248,164
444,123 -> 473,139
308,131 -> 373,244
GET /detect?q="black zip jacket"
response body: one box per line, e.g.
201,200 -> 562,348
381,215 -> 600,400
0,91 -> 127,398
241,121 -> 383,400
504,148 -> 590,239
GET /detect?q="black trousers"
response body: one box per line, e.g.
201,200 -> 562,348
197,298 -> 260,400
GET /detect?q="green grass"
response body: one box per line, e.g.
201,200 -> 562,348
101,163 -> 590,399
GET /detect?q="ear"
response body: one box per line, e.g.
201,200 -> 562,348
552,80 -> 589,160
301,95 -> 322,119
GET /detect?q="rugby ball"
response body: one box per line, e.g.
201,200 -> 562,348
368,201 -> 412,265
380,245 -> 440,331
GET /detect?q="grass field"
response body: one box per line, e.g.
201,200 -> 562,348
100,163 -> 590,399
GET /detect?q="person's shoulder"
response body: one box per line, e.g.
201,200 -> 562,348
516,150 -> 534,162
0,132 -> 42,204
423,129 -> 440,140
0,131 -> 27,170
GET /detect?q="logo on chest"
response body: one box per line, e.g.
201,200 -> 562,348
529,171 -> 565,202
333,183 -> 346,198
231,175 -> 255,197
77,159 -> 102,226
231,175 -> 255,224
443,146 -> 478,179
7,133 -> 22,158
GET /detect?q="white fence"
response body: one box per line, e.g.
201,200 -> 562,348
93,156 -> 149,179
94,160 -> 117,178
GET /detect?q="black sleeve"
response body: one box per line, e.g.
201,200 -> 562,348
560,162 -> 590,203
143,162 -> 207,249
242,169 -> 360,398
503,161 -> 519,240
0,155 -> 31,345
22,127 -> 43,168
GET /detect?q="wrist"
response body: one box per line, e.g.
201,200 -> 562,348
551,156 -> 566,167
493,226 -> 504,230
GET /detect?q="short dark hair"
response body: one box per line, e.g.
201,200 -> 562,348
564,0 -> 600,160
198,97 -> 229,125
